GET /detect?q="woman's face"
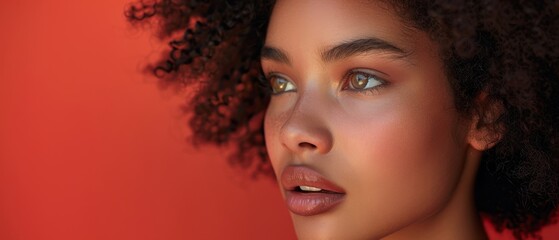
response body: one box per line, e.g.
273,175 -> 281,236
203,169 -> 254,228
262,0 -> 476,239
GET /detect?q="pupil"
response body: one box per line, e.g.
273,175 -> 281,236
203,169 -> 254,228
277,79 -> 286,90
272,78 -> 287,92
353,73 -> 367,89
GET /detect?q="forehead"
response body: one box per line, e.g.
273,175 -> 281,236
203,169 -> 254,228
265,0 -> 414,55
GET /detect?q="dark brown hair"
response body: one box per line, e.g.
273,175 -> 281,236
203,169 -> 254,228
126,0 -> 559,239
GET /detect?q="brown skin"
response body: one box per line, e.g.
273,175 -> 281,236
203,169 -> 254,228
127,0 -> 559,237
262,0 -> 493,239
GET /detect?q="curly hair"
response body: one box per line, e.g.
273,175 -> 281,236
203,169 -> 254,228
125,0 -> 559,239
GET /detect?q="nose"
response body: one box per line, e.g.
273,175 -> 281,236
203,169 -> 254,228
279,96 -> 333,155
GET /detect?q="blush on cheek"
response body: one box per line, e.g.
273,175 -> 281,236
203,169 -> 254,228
351,101 -> 464,209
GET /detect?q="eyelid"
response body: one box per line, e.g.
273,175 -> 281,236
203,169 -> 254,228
346,68 -> 389,80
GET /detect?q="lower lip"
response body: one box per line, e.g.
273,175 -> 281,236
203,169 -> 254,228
284,191 -> 345,216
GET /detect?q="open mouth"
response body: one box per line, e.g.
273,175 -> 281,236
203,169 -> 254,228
293,185 -> 340,194
281,166 -> 346,216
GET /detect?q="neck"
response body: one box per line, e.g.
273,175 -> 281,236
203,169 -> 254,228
382,147 -> 488,240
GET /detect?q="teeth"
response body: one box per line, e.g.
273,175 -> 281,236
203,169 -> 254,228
299,186 -> 322,192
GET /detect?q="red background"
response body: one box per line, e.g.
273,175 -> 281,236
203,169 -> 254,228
0,0 -> 557,239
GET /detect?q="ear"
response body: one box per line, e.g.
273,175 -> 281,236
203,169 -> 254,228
467,92 -> 505,151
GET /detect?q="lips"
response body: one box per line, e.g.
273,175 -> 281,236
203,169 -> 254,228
281,165 -> 346,216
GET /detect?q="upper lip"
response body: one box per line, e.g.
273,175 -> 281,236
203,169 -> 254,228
280,165 -> 346,193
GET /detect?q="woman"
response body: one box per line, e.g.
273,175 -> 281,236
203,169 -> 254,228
127,0 -> 559,239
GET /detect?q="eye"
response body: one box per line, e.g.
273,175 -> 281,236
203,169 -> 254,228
343,70 -> 387,92
269,74 -> 296,94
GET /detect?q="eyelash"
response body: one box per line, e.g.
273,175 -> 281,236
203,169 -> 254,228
341,69 -> 389,95
266,69 -> 389,95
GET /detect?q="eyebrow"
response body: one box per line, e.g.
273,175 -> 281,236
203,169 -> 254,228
261,37 -> 410,65
261,46 -> 291,65
322,38 -> 409,62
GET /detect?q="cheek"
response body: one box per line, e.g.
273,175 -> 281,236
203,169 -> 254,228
351,106 -> 464,192
263,104 -> 287,177
337,87 -> 467,230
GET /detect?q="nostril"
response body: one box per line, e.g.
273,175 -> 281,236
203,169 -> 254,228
298,142 -> 317,149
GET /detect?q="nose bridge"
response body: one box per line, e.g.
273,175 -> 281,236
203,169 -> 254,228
280,86 -> 334,154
